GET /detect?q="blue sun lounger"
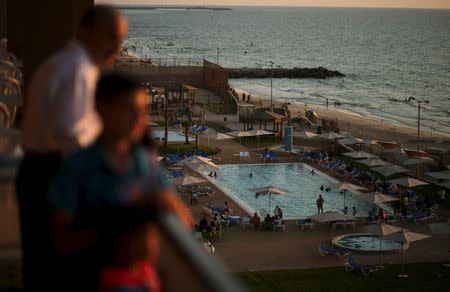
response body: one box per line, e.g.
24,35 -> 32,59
319,243 -> 350,258
344,256 -> 377,275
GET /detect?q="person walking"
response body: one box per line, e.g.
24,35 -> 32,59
316,195 -> 325,213
16,6 -> 128,291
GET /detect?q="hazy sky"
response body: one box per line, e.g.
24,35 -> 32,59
96,0 -> 450,9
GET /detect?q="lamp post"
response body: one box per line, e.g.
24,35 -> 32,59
407,96 -> 430,151
269,61 -> 274,111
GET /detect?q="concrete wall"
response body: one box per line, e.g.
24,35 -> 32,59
120,66 -> 204,87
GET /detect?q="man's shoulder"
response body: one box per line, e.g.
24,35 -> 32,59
34,42 -> 92,79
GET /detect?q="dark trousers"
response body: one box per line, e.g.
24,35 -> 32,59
16,152 -> 62,291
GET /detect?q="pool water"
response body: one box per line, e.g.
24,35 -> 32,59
335,234 -> 404,252
212,163 -> 375,219
152,129 -> 194,142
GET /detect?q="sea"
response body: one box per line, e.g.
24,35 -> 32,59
122,6 -> 450,137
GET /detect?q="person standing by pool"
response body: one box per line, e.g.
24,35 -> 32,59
316,195 -> 324,213
401,195 -> 409,216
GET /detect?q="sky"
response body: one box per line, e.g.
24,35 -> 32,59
96,0 -> 450,9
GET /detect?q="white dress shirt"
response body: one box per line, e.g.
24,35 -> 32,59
22,40 -> 102,154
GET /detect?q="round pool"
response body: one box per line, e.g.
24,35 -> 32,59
332,233 -> 406,253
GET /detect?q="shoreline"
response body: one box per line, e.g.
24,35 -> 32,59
231,88 -> 450,149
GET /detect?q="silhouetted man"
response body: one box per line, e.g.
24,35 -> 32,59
16,5 -> 127,291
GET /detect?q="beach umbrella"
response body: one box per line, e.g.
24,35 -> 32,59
402,157 -> 435,166
372,165 -> 409,177
309,210 -> 353,223
425,171 -> 450,181
360,192 -> 399,204
338,182 -> 367,209
383,229 -> 431,277
317,132 -> 344,140
174,175 -> 207,186
249,185 -> 289,212
246,129 -> 274,150
362,139 -> 378,145
403,149 -> 431,158
206,132 -> 234,146
387,177 -> 429,188
365,223 -> 404,266
209,132 -> 234,140
227,130 -> 253,137
339,138 -> 363,145
294,131 -> 318,139
343,151 -> 377,159
359,158 -> 390,167
185,161 -> 220,173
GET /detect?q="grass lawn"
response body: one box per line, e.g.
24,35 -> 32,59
238,263 -> 449,291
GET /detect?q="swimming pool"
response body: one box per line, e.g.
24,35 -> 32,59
210,163 -> 375,219
152,128 -> 195,142
333,233 -> 405,252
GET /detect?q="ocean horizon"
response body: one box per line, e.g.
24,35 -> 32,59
122,6 -> 450,136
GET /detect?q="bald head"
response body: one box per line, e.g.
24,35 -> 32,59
77,5 -> 128,68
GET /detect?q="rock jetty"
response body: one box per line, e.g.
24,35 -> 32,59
227,67 -> 345,79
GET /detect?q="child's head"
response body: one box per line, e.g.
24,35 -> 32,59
95,72 -> 148,145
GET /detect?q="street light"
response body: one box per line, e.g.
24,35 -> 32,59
269,61 -> 274,111
407,96 -> 430,151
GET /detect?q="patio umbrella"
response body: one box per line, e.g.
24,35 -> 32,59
249,185 -> 289,212
294,131 -> 318,139
338,182 -> 367,209
317,132 -> 344,140
246,129 -> 273,150
227,130 -> 253,137
174,175 -> 207,186
425,171 -> 450,181
206,132 -> 234,146
185,161 -> 220,173
360,192 -> 399,204
362,139 -> 378,145
176,155 -> 212,166
365,223 -> 404,266
402,157 -> 435,166
343,151 -> 377,159
339,138 -> 363,145
383,229 -> 431,277
309,210 -> 353,223
372,165 -> 409,177
387,177 -> 429,188
359,158 -> 390,167
209,132 -> 234,140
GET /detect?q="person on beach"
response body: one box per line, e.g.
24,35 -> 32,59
224,201 -> 232,215
16,6 -> 127,291
47,72 -> 193,291
352,206 -> 357,216
316,195 -> 324,213
250,212 -> 261,229
320,185 -> 324,191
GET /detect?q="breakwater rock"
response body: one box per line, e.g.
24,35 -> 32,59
227,67 -> 345,79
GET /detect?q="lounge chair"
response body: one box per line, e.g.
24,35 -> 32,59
344,256 -> 377,275
273,219 -> 285,231
240,217 -> 253,228
319,243 -> 350,258
239,151 -> 250,160
222,215 -> 241,225
296,218 -> 314,230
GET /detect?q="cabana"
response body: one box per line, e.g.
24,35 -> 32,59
242,110 -> 286,134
